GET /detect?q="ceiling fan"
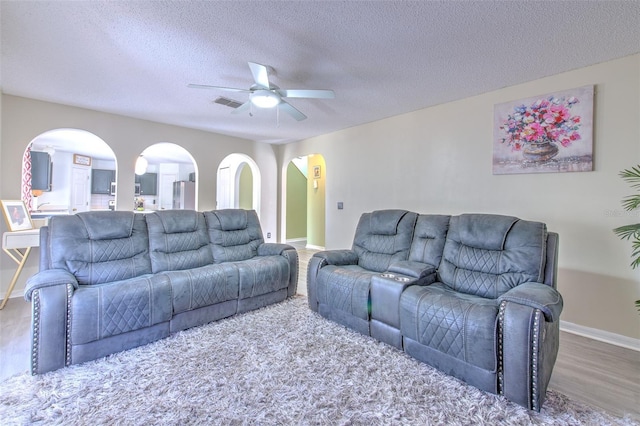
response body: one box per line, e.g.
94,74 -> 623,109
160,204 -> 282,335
188,62 -> 335,121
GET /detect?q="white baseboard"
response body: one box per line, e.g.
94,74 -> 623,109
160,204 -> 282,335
306,244 -> 325,251
560,320 -> 640,351
286,238 -> 307,243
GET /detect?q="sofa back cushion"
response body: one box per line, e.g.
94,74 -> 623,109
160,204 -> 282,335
438,214 -> 547,299
409,214 -> 451,267
46,211 -> 152,285
205,209 -> 264,263
146,210 -> 214,273
352,210 -> 417,272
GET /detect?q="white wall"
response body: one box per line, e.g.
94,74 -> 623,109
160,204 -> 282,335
2,55 -> 638,341
280,54 -> 640,340
0,95 -> 278,298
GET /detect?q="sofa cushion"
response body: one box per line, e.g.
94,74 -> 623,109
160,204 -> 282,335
146,210 -> 214,273
352,210 -> 417,272
47,212 -> 152,285
71,273 -> 172,345
408,214 -> 451,266
160,263 -> 239,315
400,283 -> 498,371
79,212 -> 134,239
205,210 -> 264,263
316,265 -> 379,320
438,214 -> 547,299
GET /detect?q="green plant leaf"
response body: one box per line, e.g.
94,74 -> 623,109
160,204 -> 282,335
620,165 -> 640,188
630,238 -> 640,269
621,197 -> 640,211
636,300 -> 640,312
613,223 -> 640,240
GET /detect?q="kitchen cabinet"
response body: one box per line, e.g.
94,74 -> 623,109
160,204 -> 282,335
31,151 -> 52,191
91,169 -> 115,194
135,173 -> 157,196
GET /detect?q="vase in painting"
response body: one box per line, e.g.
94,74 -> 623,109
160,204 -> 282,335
522,140 -> 559,162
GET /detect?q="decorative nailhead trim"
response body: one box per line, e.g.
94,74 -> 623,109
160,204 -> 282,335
531,309 -> 542,411
66,283 -> 73,366
31,290 -> 40,375
497,300 -> 507,395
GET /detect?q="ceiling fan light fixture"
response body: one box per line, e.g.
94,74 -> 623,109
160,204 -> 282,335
250,90 -> 280,108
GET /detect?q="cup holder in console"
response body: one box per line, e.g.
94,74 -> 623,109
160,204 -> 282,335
380,273 -> 411,283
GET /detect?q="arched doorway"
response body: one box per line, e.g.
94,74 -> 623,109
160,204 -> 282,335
23,129 -> 116,214
237,162 -> 253,210
285,153 -> 326,249
217,154 -> 261,215
137,143 -> 197,211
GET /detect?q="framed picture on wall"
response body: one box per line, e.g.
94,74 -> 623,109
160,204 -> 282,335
493,85 -> 594,174
1,200 -> 34,232
73,154 -> 92,166
313,165 -> 321,179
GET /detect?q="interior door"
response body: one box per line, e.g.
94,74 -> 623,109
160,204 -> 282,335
217,166 -> 231,209
71,166 -> 90,213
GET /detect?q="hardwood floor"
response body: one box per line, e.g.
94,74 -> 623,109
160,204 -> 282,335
1,242 -> 638,421
550,331 -> 639,421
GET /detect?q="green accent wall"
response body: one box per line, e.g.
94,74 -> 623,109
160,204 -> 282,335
286,162 -> 307,239
238,164 -> 252,210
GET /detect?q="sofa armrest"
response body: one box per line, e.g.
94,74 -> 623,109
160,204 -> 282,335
24,269 -> 77,374
312,249 -> 359,266
24,269 -> 78,302
257,243 -> 298,298
306,250 -> 358,312
498,282 -> 563,322
387,260 -> 436,284
257,243 -> 295,256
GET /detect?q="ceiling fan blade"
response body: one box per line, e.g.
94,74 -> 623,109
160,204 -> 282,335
279,101 -> 307,121
248,62 -> 271,89
278,89 -> 335,99
188,83 -> 249,92
231,101 -> 251,114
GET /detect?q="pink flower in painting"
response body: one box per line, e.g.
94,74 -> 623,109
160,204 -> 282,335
499,94 -> 583,150
523,122 -> 546,141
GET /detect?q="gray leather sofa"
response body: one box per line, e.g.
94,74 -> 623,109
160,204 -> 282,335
307,210 -> 562,411
25,209 -> 298,375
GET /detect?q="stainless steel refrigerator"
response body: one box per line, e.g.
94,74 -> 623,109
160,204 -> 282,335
172,181 -> 195,210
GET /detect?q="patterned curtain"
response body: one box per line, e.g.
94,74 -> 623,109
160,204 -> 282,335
22,144 -> 33,212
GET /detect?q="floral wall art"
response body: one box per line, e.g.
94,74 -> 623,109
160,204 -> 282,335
493,85 -> 594,174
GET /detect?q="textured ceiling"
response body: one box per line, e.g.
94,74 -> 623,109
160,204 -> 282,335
1,1 -> 639,145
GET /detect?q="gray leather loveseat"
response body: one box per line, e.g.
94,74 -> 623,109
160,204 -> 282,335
25,209 -> 298,375
307,210 -> 562,411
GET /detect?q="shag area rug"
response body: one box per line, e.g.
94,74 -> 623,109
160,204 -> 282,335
0,296 -> 636,425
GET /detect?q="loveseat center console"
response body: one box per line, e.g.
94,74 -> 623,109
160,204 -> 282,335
370,272 -> 417,349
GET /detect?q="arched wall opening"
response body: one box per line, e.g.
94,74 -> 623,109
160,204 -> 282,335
284,153 -> 325,249
137,142 -> 198,211
217,153 -> 261,216
22,128 -> 116,215
236,162 -> 253,210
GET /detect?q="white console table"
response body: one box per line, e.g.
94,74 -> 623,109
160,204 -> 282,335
1,229 -> 40,309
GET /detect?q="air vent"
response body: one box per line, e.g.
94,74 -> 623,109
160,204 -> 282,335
213,96 -> 243,109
